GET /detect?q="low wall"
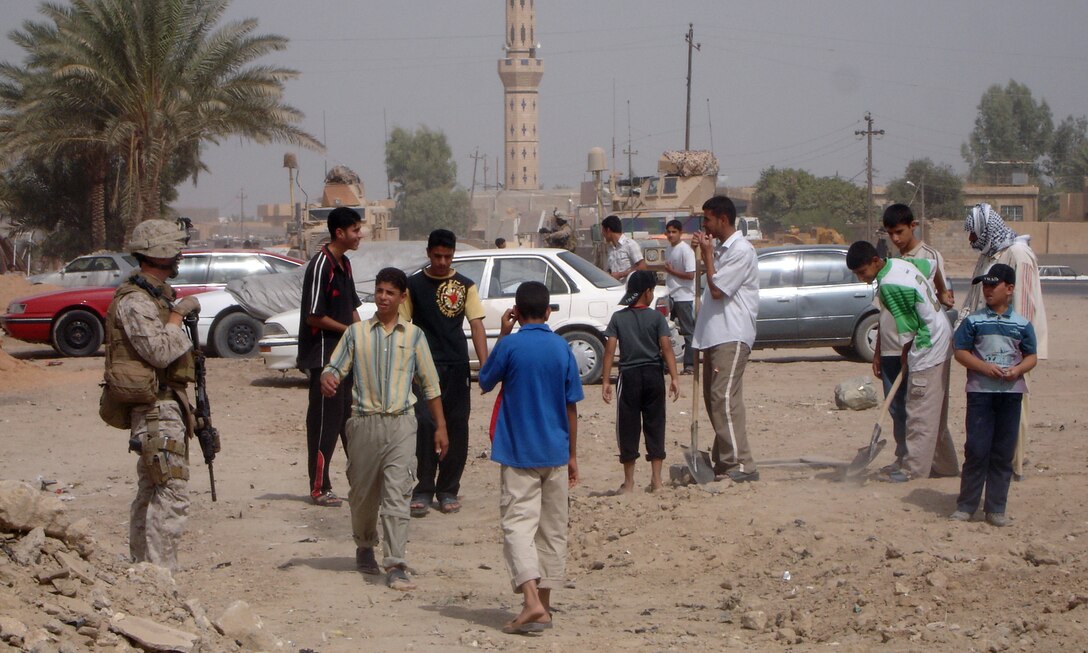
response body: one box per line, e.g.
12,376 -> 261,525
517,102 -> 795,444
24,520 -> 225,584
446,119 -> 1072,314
924,219 -> 1088,257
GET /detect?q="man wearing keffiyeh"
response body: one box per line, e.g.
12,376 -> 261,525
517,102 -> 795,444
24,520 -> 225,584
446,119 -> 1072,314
960,203 -> 1048,479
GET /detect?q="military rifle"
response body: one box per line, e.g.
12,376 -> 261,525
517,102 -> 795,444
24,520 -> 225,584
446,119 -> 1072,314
184,313 -> 221,501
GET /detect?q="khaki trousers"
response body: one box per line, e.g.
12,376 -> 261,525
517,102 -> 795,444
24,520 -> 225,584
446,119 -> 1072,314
702,342 -> 756,473
500,465 -> 568,593
903,359 -> 960,479
129,401 -> 189,571
345,413 -> 417,569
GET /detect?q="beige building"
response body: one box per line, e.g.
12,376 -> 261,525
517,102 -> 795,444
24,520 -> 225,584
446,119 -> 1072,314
498,0 -> 543,190
962,184 -> 1040,223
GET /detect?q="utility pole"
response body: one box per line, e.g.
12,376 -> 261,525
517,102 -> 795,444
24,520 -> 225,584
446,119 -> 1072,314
469,148 -> 485,205
237,188 -> 247,241
684,23 -> 701,151
623,100 -> 637,182
482,157 -> 489,191
855,112 -> 884,242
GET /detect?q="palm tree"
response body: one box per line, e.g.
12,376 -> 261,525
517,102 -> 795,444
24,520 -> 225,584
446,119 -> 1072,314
1,0 -> 322,240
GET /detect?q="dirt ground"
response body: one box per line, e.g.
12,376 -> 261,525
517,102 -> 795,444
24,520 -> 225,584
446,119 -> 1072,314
1,273 -> 1087,652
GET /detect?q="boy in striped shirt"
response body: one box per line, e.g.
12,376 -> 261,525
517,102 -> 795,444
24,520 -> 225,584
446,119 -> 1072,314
321,267 -> 448,591
949,264 -> 1037,527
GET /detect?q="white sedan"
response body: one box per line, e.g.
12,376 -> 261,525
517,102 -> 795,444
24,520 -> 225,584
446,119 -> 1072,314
259,248 -> 680,385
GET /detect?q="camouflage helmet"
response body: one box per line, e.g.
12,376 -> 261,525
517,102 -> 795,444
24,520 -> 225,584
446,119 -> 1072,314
127,219 -> 189,258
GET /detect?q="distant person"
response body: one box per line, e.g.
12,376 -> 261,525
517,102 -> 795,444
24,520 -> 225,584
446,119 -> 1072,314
663,218 -> 696,374
320,267 -> 448,589
691,195 -> 761,483
539,211 -> 576,252
949,263 -> 1037,527
495,237 -> 507,249
298,207 -> 363,507
403,229 -> 487,516
601,270 -> 680,493
961,203 -> 1048,479
875,204 -> 957,475
478,281 -> 583,634
847,240 -> 958,482
601,214 -> 646,281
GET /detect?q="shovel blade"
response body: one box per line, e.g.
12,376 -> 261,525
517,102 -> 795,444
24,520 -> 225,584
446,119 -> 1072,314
845,438 -> 886,477
684,449 -> 716,485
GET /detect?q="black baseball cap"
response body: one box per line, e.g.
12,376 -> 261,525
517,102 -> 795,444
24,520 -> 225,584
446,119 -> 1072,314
971,263 -> 1016,286
619,270 -> 657,306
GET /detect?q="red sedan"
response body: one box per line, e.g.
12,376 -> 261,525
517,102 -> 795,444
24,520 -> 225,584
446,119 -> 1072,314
1,249 -> 301,357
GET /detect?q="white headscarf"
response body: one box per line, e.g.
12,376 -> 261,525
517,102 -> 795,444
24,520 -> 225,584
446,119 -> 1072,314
964,203 -> 1020,257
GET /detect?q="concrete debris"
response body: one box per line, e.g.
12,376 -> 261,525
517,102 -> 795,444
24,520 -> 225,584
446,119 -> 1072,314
0,481 -> 94,554
1024,543 -> 1061,566
741,610 -> 767,631
834,376 -> 879,410
109,612 -> 199,653
213,600 -> 278,651
12,526 -> 46,565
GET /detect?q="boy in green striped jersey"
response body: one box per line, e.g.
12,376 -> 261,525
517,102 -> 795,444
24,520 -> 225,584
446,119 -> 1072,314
847,241 -> 959,483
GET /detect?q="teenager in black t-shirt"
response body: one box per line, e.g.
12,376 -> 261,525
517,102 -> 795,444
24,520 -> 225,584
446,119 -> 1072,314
401,229 -> 488,516
298,208 -> 362,506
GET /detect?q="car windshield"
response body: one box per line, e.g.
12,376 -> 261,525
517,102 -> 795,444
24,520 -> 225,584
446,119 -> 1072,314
558,251 -> 621,289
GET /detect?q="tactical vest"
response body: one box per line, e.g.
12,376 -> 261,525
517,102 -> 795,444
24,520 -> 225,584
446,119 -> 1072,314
102,273 -> 195,414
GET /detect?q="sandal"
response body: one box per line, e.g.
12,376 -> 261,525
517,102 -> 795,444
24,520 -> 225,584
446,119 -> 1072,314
387,566 -> 416,591
501,619 -> 549,635
439,496 -> 461,514
312,491 -> 342,507
410,497 -> 430,518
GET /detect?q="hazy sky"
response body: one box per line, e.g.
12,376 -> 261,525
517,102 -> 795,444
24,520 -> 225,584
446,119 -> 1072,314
2,1 -> 1086,217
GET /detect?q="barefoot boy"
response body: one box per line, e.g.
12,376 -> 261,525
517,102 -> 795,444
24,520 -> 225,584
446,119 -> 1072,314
321,267 -> 448,591
949,263 -> 1037,527
478,281 -> 583,634
602,270 -> 680,493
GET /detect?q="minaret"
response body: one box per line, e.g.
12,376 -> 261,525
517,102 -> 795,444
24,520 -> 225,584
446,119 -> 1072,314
498,0 -> 542,190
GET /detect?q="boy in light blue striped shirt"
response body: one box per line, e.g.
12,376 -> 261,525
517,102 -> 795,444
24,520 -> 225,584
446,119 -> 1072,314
949,263 -> 1037,528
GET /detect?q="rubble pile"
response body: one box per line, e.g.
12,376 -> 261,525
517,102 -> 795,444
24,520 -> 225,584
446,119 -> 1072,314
0,481 -> 281,652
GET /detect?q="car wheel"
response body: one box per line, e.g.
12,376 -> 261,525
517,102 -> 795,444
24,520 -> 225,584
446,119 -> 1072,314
52,309 -> 104,357
212,312 -> 262,358
846,312 -> 879,363
562,329 -> 605,385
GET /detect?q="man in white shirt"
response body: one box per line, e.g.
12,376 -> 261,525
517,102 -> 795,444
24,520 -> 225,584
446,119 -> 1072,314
602,215 -> 646,281
663,219 -> 696,374
691,196 -> 761,483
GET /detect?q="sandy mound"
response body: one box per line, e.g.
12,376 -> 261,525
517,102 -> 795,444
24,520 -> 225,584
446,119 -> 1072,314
0,273 -> 60,312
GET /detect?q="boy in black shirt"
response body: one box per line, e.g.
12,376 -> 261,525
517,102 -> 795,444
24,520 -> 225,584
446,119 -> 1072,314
601,270 -> 680,493
298,207 -> 362,506
402,229 -> 488,515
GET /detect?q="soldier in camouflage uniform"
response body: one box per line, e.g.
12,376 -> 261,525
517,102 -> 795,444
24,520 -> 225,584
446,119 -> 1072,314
105,219 -> 200,570
540,212 -> 576,252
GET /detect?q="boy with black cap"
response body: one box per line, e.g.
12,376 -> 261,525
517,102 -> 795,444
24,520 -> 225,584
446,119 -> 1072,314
949,263 -> 1037,527
601,270 -> 680,493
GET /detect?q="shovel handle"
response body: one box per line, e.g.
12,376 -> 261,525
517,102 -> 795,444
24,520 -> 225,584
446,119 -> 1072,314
874,369 -> 904,436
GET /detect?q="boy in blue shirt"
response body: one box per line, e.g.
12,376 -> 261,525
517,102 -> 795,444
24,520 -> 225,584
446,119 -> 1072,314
949,263 -> 1037,527
478,281 -> 584,635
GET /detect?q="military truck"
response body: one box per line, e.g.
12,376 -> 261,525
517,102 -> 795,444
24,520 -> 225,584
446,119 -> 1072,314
286,165 -> 397,259
601,150 -> 722,275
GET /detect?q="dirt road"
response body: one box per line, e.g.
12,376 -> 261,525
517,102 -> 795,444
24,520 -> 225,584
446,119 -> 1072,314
2,287 -> 1086,651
